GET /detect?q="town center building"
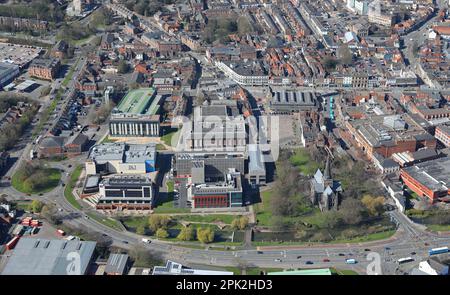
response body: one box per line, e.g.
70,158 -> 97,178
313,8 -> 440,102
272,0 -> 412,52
109,88 -> 161,137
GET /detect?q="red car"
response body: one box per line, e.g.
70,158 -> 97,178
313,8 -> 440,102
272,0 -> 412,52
323,259 -> 330,263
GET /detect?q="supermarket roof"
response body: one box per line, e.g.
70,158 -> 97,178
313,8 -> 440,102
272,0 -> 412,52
116,88 -> 159,115
267,268 -> 332,275
1,238 -> 96,275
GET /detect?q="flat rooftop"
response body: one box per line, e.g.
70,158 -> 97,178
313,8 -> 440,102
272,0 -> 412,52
89,142 -> 156,163
350,114 -> 432,148
1,238 -> 96,275
0,61 -> 19,75
402,157 -> 450,192
116,88 -> 159,115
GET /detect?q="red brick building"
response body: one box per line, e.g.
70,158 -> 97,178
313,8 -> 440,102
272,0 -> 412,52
400,157 -> 450,202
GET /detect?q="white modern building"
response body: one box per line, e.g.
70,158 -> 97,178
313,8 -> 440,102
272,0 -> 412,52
215,61 -> 269,86
86,143 -> 156,175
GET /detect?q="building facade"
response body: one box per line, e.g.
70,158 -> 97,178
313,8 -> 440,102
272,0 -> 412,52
28,58 -> 60,81
97,175 -> 156,211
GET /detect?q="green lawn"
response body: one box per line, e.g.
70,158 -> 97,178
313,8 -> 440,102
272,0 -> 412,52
86,212 -> 123,231
15,202 -> 31,212
427,224 -> 450,232
12,167 -> 61,194
290,148 -> 321,176
254,190 -> 273,226
161,129 -> 179,147
326,229 -> 396,244
64,165 -> 83,210
121,216 -> 148,228
62,59 -> 79,87
156,144 -> 167,151
153,180 -> 191,213
100,136 -> 118,144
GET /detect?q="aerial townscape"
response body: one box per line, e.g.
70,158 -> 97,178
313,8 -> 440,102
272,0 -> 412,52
0,0 -> 450,278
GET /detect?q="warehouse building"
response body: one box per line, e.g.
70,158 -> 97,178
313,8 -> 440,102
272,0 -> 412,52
1,238 -> 96,275
109,88 -> 161,137
269,89 -> 318,113
104,254 -> 129,275
97,175 -> 156,211
0,62 -> 20,88
86,142 -> 157,175
400,157 -> 450,203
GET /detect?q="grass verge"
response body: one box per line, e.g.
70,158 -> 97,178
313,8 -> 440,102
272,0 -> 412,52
64,165 -> 83,210
11,167 -> 61,194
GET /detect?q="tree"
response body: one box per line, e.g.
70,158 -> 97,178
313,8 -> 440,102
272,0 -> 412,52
29,200 -> 44,213
117,60 -> 130,74
197,227 -> 215,244
323,57 -> 339,71
156,228 -> 169,239
136,224 -> 146,235
231,216 -> 248,230
148,215 -> 171,233
177,226 -> 195,241
337,44 -> 353,66
361,195 -> 385,216
237,16 -> 253,35
0,194 -> 8,204
41,204 -> 62,225
129,245 -> 162,267
339,198 -> 367,225
93,103 -> 113,124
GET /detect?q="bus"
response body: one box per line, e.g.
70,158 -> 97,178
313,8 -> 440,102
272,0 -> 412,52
345,259 -> 357,264
397,257 -> 414,264
428,247 -> 449,256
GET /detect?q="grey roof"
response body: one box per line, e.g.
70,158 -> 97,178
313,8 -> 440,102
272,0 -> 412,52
89,142 -> 156,163
248,146 -> 265,174
66,132 -> 89,146
412,149 -> 438,161
105,254 -> 129,275
40,136 -> 65,148
2,238 -> 96,275
0,62 -> 19,75
85,175 -> 100,188
402,157 -> 450,192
